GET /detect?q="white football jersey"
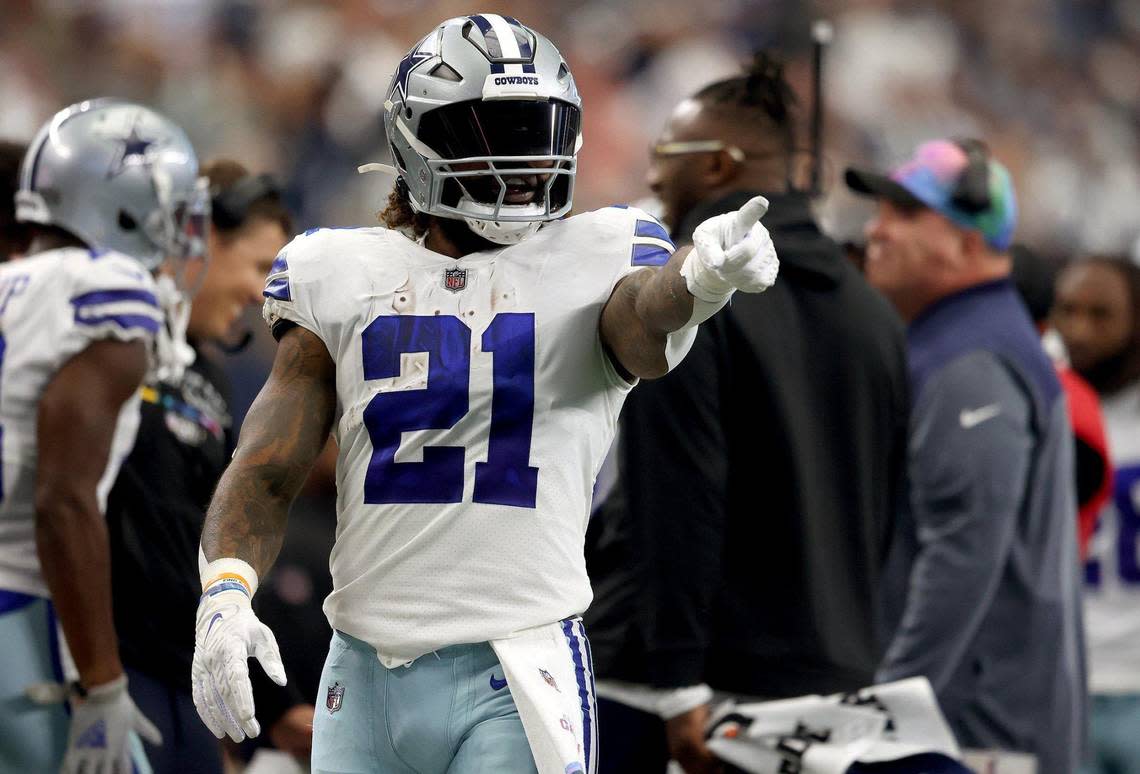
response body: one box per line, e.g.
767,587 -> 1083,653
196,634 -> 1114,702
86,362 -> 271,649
1084,379 -> 1140,693
263,206 -> 675,667
0,247 -> 161,598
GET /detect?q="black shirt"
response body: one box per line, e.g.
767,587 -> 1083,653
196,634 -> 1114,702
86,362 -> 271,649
107,344 -> 297,725
584,192 -> 910,697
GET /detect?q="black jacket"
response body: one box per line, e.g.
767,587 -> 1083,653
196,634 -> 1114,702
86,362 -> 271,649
107,344 -> 300,727
584,191 -> 909,697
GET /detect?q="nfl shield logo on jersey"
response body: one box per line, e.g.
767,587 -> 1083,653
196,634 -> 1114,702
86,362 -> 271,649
443,267 -> 467,293
326,681 -> 345,713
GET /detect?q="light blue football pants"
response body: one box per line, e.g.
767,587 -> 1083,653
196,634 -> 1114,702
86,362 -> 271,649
311,630 -> 540,774
0,591 -> 69,772
0,590 -> 152,774
1081,693 -> 1140,774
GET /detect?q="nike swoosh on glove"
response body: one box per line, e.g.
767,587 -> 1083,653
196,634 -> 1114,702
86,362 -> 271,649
62,674 -> 162,774
683,195 -> 780,301
192,577 -> 286,742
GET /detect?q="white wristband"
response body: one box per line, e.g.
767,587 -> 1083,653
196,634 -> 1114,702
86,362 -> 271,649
199,557 -> 259,597
680,245 -> 735,303
678,249 -> 734,330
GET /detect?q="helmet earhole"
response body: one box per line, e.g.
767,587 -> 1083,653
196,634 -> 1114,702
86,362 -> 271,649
405,107 -> 413,119
118,211 -> 138,231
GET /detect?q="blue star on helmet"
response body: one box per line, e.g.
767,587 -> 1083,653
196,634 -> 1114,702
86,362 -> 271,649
394,47 -> 433,102
106,123 -> 158,179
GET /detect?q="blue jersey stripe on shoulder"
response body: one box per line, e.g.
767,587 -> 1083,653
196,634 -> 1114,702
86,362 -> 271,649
269,253 -> 288,275
301,226 -> 362,237
71,288 -> 158,309
607,204 -> 630,209
631,243 -> 672,267
263,277 -> 291,302
635,218 -> 672,246
74,313 -> 160,334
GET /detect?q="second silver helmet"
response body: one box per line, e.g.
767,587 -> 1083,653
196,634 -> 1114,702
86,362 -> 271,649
15,98 -> 208,271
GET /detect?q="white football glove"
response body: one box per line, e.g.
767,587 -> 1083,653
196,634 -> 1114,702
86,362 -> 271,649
683,195 -> 779,302
62,674 -> 162,774
192,559 -> 286,742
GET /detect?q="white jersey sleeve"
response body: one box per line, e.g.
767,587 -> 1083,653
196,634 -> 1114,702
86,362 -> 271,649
607,204 -> 676,276
0,248 -> 159,598
62,248 -> 163,352
261,228 -> 348,343
597,205 -> 684,379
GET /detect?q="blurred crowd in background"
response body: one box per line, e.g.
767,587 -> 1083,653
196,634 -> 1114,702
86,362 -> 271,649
5,0 -> 1139,420
6,0 -> 1140,246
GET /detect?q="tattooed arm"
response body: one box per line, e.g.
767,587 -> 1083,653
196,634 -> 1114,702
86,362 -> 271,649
201,324 -> 336,574
600,247 -> 696,379
193,324 -> 335,743
600,196 -> 778,380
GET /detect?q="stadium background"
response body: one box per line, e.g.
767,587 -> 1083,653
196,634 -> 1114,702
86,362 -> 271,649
2,0 -> 1137,769
4,0 -> 1136,418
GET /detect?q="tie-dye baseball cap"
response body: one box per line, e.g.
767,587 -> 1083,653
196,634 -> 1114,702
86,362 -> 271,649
845,139 -> 1017,250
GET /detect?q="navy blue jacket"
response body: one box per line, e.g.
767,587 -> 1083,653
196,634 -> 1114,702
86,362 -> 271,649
878,279 -> 1086,774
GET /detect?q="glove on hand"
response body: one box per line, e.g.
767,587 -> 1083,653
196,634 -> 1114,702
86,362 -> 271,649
62,674 -> 162,774
683,195 -> 779,301
192,561 -> 286,742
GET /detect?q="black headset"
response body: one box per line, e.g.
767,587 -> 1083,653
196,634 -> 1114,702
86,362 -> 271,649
950,138 -> 992,214
210,173 -> 282,230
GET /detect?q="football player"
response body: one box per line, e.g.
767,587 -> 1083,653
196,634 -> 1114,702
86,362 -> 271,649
193,14 -> 777,773
1053,256 -> 1140,774
0,99 -> 208,773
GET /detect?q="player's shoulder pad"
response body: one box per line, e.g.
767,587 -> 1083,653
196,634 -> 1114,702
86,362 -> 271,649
65,248 -> 162,337
264,226 -> 389,303
594,204 -> 676,267
68,247 -> 158,294
545,205 -> 675,268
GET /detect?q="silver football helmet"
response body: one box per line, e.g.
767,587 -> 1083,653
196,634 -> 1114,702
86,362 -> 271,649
15,98 -> 209,272
377,14 -> 583,245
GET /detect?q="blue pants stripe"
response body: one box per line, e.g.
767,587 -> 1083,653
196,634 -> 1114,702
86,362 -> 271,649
577,620 -> 598,773
562,619 -> 593,772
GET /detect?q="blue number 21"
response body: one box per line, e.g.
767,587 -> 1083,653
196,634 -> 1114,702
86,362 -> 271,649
361,313 -> 539,508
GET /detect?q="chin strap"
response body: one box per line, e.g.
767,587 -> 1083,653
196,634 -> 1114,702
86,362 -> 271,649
154,274 -> 196,384
358,165 -> 547,245
462,216 -> 541,245
358,162 -> 399,176
458,197 -> 545,245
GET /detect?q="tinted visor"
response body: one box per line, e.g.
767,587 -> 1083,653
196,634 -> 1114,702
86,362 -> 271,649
419,99 -> 580,159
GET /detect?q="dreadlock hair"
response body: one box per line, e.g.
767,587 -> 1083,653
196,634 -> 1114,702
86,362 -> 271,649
380,178 -> 431,239
694,51 -> 798,172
